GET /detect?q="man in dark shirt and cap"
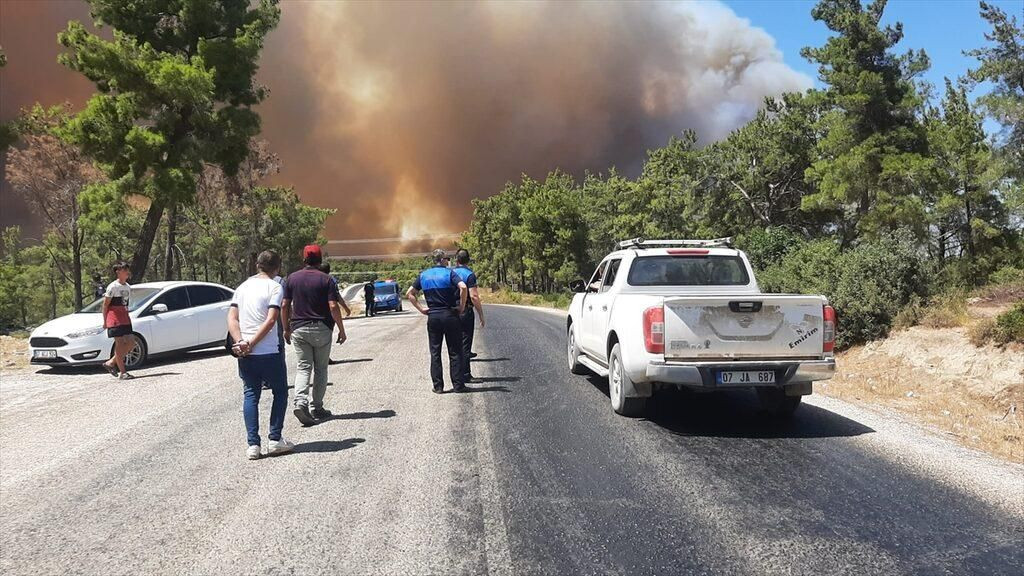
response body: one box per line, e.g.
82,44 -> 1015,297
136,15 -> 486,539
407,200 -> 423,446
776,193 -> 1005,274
282,245 -> 348,425
406,249 -> 468,393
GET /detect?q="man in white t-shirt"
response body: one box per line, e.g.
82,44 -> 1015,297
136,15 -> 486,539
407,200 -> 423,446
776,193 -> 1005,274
228,250 -> 295,460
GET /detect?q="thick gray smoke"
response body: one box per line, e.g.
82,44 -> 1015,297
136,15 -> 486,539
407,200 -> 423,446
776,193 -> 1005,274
257,1 -> 811,244
2,0 -> 811,247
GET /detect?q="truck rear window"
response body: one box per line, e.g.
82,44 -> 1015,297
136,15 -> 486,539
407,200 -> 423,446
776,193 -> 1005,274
627,256 -> 750,286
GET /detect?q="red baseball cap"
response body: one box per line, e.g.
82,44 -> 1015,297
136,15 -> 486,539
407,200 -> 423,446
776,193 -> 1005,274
303,244 -> 322,259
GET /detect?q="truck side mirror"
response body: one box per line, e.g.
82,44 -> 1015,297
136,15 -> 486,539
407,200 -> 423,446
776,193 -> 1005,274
568,279 -> 587,293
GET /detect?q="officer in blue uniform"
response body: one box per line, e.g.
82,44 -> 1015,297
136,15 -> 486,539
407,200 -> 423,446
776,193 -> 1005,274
406,249 -> 469,393
452,249 -> 485,383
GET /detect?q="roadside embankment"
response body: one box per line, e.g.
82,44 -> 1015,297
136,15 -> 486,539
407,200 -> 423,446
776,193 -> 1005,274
823,324 -> 1023,463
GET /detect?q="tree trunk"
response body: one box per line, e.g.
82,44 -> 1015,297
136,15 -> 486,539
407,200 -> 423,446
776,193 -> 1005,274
49,273 -> 57,319
131,198 -> 166,283
963,195 -> 976,260
164,202 -> 177,281
71,202 -> 83,311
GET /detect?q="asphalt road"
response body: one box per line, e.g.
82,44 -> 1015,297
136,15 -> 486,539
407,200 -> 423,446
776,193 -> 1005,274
1,305 -> 1021,575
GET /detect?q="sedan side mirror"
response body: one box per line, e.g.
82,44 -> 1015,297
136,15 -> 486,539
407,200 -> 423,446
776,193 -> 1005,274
568,279 -> 587,293
151,303 -> 169,314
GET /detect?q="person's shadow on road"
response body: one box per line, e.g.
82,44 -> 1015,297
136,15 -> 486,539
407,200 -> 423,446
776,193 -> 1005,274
329,358 -> 373,365
292,437 -> 366,454
318,409 -> 397,421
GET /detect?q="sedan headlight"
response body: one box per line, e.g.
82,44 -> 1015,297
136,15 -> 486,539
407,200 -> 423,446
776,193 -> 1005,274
66,326 -> 105,339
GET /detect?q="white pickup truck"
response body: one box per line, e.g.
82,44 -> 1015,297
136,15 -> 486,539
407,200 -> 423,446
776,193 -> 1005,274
566,238 -> 836,417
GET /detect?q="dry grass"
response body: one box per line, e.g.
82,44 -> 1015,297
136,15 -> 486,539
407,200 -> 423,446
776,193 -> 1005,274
480,288 -> 571,310
821,326 -> 1024,463
0,335 -> 30,373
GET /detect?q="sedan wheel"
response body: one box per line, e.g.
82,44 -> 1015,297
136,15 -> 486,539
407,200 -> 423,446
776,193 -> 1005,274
117,334 -> 148,371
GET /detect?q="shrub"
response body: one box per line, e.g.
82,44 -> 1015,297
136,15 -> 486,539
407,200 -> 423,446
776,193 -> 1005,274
994,303 -> 1024,344
893,296 -> 924,331
989,266 -> 1024,286
968,317 -> 997,347
919,291 -> 969,328
737,227 -> 806,272
759,237 -> 931,348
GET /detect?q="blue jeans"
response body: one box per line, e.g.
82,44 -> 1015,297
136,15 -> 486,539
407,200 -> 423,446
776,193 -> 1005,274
239,352 -> 288,446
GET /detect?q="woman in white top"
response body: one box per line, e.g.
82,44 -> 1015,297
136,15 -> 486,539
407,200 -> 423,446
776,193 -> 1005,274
228,250 -> 295,460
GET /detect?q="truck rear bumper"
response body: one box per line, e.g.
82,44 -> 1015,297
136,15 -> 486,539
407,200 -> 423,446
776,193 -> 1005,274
644,358 -> 835,388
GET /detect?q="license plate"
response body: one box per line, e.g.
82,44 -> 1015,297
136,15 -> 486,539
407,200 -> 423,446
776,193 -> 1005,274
716,370 -> 775,385
33,350 -> 58,359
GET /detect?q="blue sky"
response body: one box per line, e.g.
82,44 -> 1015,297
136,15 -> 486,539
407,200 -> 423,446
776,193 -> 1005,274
724,0 -> 1020,95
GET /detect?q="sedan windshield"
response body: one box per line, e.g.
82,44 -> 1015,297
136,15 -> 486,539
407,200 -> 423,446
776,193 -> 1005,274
627,256 -> 750,286
79,287 -> 162,313
375,284 -> 397,295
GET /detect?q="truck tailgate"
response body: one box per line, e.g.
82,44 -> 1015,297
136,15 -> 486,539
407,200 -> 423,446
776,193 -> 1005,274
663,295 -> 825,360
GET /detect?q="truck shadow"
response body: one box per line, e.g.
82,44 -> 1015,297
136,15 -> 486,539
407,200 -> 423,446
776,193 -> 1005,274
644,389 -> 874,439
584,375 -> 872,439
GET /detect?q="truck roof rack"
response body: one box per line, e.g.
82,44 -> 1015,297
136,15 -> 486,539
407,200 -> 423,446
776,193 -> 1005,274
615,237 -> 734,250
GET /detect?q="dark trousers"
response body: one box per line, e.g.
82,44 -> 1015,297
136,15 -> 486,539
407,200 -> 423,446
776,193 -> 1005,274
460,308 -> 475,380
365,297 -> 375,316
427,310 -> 464,390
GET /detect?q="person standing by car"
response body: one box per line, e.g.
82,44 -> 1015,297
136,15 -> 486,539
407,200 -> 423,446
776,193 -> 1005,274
282,245 -> 348,425
229,250 -> 294,460
363,280 -> 376,317
453,249 -> 485,382
101,262 -> 135,380
92,274 -> 104,301
406,249 -> 468,393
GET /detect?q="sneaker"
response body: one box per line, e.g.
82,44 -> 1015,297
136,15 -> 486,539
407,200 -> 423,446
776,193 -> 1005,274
311,407 -> 333,420
267,437 -> 295,456
119,372 -> 135,380
293,405 -> 317,426
432,387 -> 444,394
246,445 -> 262,460
453,385 -> 469,393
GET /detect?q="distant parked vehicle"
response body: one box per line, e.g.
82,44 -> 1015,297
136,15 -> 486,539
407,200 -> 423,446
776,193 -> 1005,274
567,238 -> 836,417
372,280 -> 403,313
28,281 -> 235,371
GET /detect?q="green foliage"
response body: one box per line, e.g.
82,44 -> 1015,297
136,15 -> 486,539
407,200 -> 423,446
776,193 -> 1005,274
966,1 -> 1024,176
57,0 -> 281,280
799,0 -> 931,243
989,266 -> 1024,285
994,302 -> 1024,344
758,237 -> 930,348
736,227 -> 806,271
177,185 -> 333,284
464,171 -> 588,292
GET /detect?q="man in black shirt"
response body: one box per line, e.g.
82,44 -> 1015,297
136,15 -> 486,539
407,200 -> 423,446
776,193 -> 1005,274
282,245 -> 348,425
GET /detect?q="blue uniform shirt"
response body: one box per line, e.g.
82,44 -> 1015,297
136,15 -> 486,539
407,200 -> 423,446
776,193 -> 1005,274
413,266 -> 463,312
453,266 -> 477,289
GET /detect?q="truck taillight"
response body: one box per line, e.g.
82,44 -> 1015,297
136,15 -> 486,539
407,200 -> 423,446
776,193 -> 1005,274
643,306 -> 664,354
823,305 -> 836,353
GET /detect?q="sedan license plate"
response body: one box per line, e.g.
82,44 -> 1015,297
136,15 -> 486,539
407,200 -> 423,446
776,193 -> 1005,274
33,349 -> 58,359
717,370 -> 775,385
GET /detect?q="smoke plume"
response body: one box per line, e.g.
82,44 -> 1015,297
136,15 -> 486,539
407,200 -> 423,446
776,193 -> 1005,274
2,1 -> 811,250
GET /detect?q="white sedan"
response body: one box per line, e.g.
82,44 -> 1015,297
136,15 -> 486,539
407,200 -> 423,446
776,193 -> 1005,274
28,281 -> 235,370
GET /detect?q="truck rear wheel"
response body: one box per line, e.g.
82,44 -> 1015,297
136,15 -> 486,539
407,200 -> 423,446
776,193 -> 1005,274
757,388 -> 802,418
609,344 -> 646,417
